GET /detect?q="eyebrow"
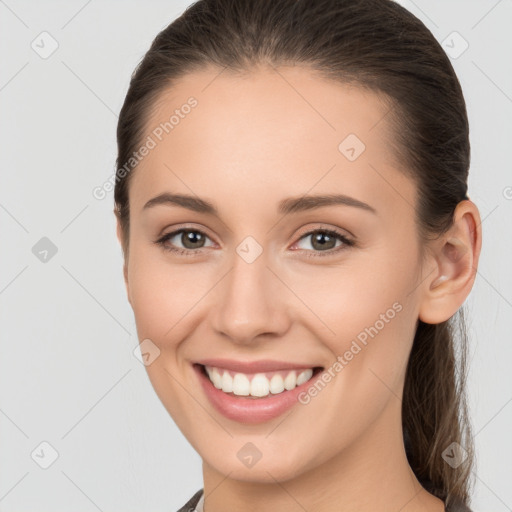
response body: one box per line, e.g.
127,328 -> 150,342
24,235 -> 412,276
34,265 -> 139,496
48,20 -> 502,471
142,192 -> 377,215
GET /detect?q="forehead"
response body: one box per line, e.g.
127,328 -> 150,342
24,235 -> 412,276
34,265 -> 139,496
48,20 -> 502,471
129,65 -> 415,218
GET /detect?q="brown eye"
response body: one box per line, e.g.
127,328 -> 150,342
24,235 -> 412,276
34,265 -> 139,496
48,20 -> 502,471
179,230 -> 207,249
155,228 -> 215,255
309,231 -> 338,251
292,228 -> 355,258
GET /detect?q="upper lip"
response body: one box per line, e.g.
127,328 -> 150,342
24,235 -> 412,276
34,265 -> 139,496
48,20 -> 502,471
195,358 -> 322,373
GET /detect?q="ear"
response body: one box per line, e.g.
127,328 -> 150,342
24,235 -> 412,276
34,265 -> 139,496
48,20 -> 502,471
418,199 -> 482,324
114,211 -> 131,306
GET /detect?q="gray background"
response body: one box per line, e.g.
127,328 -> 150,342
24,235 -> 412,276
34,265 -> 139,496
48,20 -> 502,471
0,1 -> 511,510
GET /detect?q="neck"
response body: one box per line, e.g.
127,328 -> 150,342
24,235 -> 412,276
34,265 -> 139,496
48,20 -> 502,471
201,399 -> 445,512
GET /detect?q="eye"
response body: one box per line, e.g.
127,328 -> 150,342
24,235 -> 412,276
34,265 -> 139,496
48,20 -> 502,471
291,228 -> 355,258
154,226 -> 355,258
154,228 -> 215,256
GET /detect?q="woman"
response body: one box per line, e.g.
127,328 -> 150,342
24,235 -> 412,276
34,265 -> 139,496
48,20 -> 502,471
114,0 -> 482,510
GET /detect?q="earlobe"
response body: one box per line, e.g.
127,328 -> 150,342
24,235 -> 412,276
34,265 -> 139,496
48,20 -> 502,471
418,200 -> 482,324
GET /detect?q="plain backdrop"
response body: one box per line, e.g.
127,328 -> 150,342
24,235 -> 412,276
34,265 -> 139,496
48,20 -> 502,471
0,1 -> 511,511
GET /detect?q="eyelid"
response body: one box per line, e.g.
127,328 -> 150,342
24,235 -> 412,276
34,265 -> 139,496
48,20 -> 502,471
293,223 -> 353,241
155,223 -> 355,257
154,224 -> 217,252
156,222 -> 216,240
288,226 -> 355,257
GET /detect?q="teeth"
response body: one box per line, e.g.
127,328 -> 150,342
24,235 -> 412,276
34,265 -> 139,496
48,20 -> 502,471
232,373 -> 250,396
269,373 -> 285,394
209,367 -> 223,389
205,366 -> 314,398
221,371 -> 233,393
284,371 -> 296,390
250,374 -> 270,397
296,370 -> 312,386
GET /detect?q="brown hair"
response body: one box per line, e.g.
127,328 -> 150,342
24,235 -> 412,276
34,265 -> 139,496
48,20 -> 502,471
114,0 -> 474,508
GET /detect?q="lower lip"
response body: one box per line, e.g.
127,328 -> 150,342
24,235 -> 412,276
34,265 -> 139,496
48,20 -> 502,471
193,364 -> 322,424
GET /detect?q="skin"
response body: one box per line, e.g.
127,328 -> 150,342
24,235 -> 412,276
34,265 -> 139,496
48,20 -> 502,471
116,64 -> 482,512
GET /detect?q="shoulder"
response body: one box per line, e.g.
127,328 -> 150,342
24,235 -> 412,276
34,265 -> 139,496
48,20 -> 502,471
176,488 -> 204,512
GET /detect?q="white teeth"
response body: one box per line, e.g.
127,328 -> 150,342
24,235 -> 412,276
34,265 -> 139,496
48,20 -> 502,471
297,369 -> 313,386
269,373 -> 285,394
284,371 -> 297,390
208,367 -> 223,389
250,373 -> 270,397
232,373 -> 250,396
204,366 -> 315,398
221,371 -> 233,393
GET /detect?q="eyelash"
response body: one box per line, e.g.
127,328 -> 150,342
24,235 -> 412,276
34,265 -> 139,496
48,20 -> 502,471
154,226 -> 355,259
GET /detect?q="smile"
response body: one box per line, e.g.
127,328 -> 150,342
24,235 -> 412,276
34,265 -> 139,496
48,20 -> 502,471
193,362 -> 324,423
204,365 -> 318,398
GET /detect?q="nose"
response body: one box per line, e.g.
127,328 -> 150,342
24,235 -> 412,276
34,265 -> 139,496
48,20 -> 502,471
210,249 -> 291,345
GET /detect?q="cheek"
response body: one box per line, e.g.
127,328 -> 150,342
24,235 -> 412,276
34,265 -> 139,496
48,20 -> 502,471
289,251 -> 413,340
128,269 -> 170,338
295,248 -> 418,391
128,238 -> 418,347
126,244 -> 210,341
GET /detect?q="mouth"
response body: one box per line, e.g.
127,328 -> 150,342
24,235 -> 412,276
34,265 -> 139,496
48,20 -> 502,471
196,363 -> 324,399
193,362 -> 324,424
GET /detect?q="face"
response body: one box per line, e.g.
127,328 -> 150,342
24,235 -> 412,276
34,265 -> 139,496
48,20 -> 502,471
120,64 -> 428,482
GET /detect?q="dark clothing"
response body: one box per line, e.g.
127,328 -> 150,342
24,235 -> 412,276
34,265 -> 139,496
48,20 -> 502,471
176,488 -> 473,511
177,489 -> 203,512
